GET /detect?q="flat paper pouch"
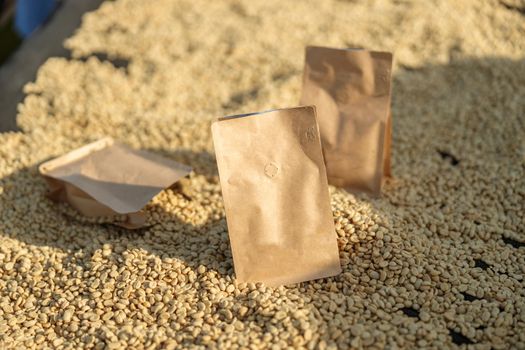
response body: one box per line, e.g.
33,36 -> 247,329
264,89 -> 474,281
212,106 -> 341,286
39,137 -> 192,229
300,46 -> 393,196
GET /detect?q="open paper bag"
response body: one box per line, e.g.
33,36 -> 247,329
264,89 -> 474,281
39,137 -> 192,229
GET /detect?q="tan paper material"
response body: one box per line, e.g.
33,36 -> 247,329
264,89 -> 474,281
300,46 -> 393,196
212,106 -> 342,286
39,137 -> 192,229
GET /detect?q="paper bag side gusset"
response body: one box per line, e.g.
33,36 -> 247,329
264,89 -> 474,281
212,106 -> 341,287
300,47 -> 393,197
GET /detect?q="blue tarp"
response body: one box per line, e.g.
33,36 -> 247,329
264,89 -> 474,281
15,0 -> 56,37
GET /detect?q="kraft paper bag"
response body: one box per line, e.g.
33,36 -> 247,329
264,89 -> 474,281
212,106 -> 342,286
300,46 -> 393,196
39,137 -> 192,229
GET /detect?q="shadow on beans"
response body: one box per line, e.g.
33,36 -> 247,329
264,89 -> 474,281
0,57 -> 524,348
0,148 -> 232,278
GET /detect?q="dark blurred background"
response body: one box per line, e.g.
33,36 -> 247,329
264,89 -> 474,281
1,0 -> 63,66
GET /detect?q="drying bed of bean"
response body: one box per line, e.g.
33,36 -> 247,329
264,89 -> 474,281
1,0 -> 524,348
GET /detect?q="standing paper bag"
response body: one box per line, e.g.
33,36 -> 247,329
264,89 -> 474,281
212,106 -> 341,286
39,137 -> 192,229
300,46 -> 393,196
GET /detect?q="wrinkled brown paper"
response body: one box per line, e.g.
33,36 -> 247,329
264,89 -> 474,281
39,137 -> 192,229
300,46 -> 393,196
212,106 -> 342,286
